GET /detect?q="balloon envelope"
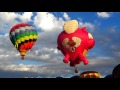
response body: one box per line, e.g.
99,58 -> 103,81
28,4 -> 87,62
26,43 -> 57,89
57,20 -> 95,67
80,71 -> 102,78
112,64 -> 120,78
9,23 -> 38,60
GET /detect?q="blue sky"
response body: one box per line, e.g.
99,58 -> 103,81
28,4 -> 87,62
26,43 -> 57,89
0,12 -> 120,78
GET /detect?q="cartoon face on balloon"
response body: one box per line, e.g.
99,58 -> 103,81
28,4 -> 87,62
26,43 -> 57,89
57,20 -> 95,67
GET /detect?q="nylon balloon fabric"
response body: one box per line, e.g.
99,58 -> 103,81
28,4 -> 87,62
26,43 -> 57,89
57,20 -> 95,69
9,23 -> 38,60
80,71 -> 102,78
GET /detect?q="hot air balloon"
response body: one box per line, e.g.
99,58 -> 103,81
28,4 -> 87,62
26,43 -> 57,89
105,64 -> 120,78
80,71 -> 102,78
9,23 -> 38,60
112,64 -> 120,78
57,20 -> 95,73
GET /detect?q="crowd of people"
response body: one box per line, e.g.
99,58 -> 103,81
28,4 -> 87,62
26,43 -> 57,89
56,64 -> 120,78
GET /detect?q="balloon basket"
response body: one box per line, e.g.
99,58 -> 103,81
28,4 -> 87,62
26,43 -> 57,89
75,68 -> 78,73
21,56 -> 24,60
20,50 -> 26,60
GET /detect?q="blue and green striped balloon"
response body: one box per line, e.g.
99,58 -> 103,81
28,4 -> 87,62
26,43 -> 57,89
9,23 -> 38,60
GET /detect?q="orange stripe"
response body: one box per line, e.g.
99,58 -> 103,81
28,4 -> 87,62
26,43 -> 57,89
98,73 -> 101,78
93,73 -> 96,78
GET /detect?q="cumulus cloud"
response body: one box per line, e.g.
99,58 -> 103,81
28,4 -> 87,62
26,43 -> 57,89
18,12 -> 33,22
0,56 -> 118,78
0,12 -> 18,23
63,12 -> 71,21
0,12 -> 119,78
0,12 -> 33,34
33,12 -> 65,31
0,12 -> 33,24
97,12 -> 111,18
79,21 -> 95,32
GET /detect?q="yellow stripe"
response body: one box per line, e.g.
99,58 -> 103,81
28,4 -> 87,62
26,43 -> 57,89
14,45 -> 17,48
30,35 -> 34,39
15,36 -> 35,45
34,35 -> 37,39
94,73 -> 99,78
17,38 -> 26,44
15,42 -> 18,49
33,36 -> 35,39
84,74 -> 87,78
83,49 -> 88,56
20,38 -> 25,42
25,36 -> 29,40
90,73 -> 93,78
15,35 -> 37,48
16,40 -> 21,44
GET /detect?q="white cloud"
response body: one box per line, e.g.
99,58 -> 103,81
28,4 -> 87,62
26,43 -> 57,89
0,64 -> 32,71
0,12 -> 18,23
0,12 -> 20,33
0,12 -> 33,24
97,12 -> 111,18
79,21 -> 95,31
63,12 -> 71,21
33,12 -> 65,31
0,56 -> 118,78
19,12 -> 33,22
0,12 -> 33,33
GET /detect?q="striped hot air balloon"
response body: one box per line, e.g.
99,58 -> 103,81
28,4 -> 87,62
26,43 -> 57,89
9,23 -> 38,60
80,71 -> 102,78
